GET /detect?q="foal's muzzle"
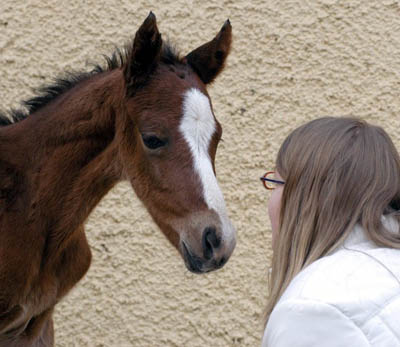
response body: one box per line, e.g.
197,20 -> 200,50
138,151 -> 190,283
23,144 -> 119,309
182,227 -> 230,274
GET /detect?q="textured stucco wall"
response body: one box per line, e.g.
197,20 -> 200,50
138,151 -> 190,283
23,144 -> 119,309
1,0 -> 400,346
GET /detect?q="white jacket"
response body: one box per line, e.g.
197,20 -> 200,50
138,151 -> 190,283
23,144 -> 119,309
262,217 -> 400,347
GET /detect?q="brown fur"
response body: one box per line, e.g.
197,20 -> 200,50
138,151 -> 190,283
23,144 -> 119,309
0,13 -> 232,346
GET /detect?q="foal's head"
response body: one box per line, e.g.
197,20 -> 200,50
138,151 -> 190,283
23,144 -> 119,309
116,13 -> 235,274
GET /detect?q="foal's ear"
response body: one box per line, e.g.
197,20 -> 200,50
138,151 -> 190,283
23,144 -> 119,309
185,20 -> 232,84
124,12 -> 162,93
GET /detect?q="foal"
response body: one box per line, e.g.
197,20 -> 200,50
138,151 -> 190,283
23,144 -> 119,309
0,13 -> 235,346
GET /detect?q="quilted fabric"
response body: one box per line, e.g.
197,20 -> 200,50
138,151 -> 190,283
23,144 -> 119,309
262,217 -> 400,347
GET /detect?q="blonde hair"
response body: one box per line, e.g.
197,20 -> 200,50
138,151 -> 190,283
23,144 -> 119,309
265,117 -> 400,322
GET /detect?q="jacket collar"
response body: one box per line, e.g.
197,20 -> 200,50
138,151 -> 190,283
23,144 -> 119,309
333,215 -> 399,254
330,215 -> 400,285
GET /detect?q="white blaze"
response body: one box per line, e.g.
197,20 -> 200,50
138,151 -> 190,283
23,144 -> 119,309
179,88 -> 236,254
179,88 -> 235,247
180,88 -> 226,213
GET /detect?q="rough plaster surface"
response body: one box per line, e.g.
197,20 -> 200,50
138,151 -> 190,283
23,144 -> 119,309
1,0 -> 400,346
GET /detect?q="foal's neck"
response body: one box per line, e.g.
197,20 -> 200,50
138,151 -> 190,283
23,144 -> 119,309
1,69 -> 125,253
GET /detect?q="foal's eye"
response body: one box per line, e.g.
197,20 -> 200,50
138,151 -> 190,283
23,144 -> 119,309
141,134 -> 167,150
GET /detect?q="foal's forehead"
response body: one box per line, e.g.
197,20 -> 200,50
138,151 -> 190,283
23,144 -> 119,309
182,88 -> 215,122
180,87 -> 219,134
153,64 -> 210,105
179,88 -> 218,148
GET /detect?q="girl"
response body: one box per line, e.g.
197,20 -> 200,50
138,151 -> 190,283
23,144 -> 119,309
261,117 -> 400,346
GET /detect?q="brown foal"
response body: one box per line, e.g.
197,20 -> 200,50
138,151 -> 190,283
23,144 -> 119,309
0,13 -> 235,346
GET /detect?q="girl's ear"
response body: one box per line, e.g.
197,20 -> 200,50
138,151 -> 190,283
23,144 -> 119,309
124,12 -> 162,94
185,20 -> 232,84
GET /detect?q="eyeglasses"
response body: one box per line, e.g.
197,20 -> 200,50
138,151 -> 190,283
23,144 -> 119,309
260,171 -> 285,190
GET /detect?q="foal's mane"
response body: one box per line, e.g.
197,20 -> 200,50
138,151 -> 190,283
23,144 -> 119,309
0,42 -> 181,127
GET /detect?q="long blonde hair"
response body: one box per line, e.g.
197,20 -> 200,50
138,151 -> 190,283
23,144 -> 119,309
265,117 -> 400,322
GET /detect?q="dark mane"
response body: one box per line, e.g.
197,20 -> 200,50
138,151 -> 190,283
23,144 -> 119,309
160,42 -> 182,65
0,42 -> 181,127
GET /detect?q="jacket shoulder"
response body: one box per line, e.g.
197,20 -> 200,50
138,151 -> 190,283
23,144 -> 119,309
280,246 -> 400,327
263,299 -> 371,347
263,247 -> 400,346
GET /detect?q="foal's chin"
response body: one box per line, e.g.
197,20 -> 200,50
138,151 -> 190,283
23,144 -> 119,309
180,242 -> 224,274
153,214 -> 236,274
179,234 -> 235,275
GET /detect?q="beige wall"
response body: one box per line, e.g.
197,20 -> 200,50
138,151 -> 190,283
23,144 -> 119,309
1,0 -> 400,346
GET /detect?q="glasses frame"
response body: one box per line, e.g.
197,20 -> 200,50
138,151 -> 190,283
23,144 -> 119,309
260,171 -> 285,190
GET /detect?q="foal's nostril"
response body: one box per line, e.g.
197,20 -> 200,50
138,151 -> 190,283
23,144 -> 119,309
202,227 -> 220,260
218,256 -> 227,268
